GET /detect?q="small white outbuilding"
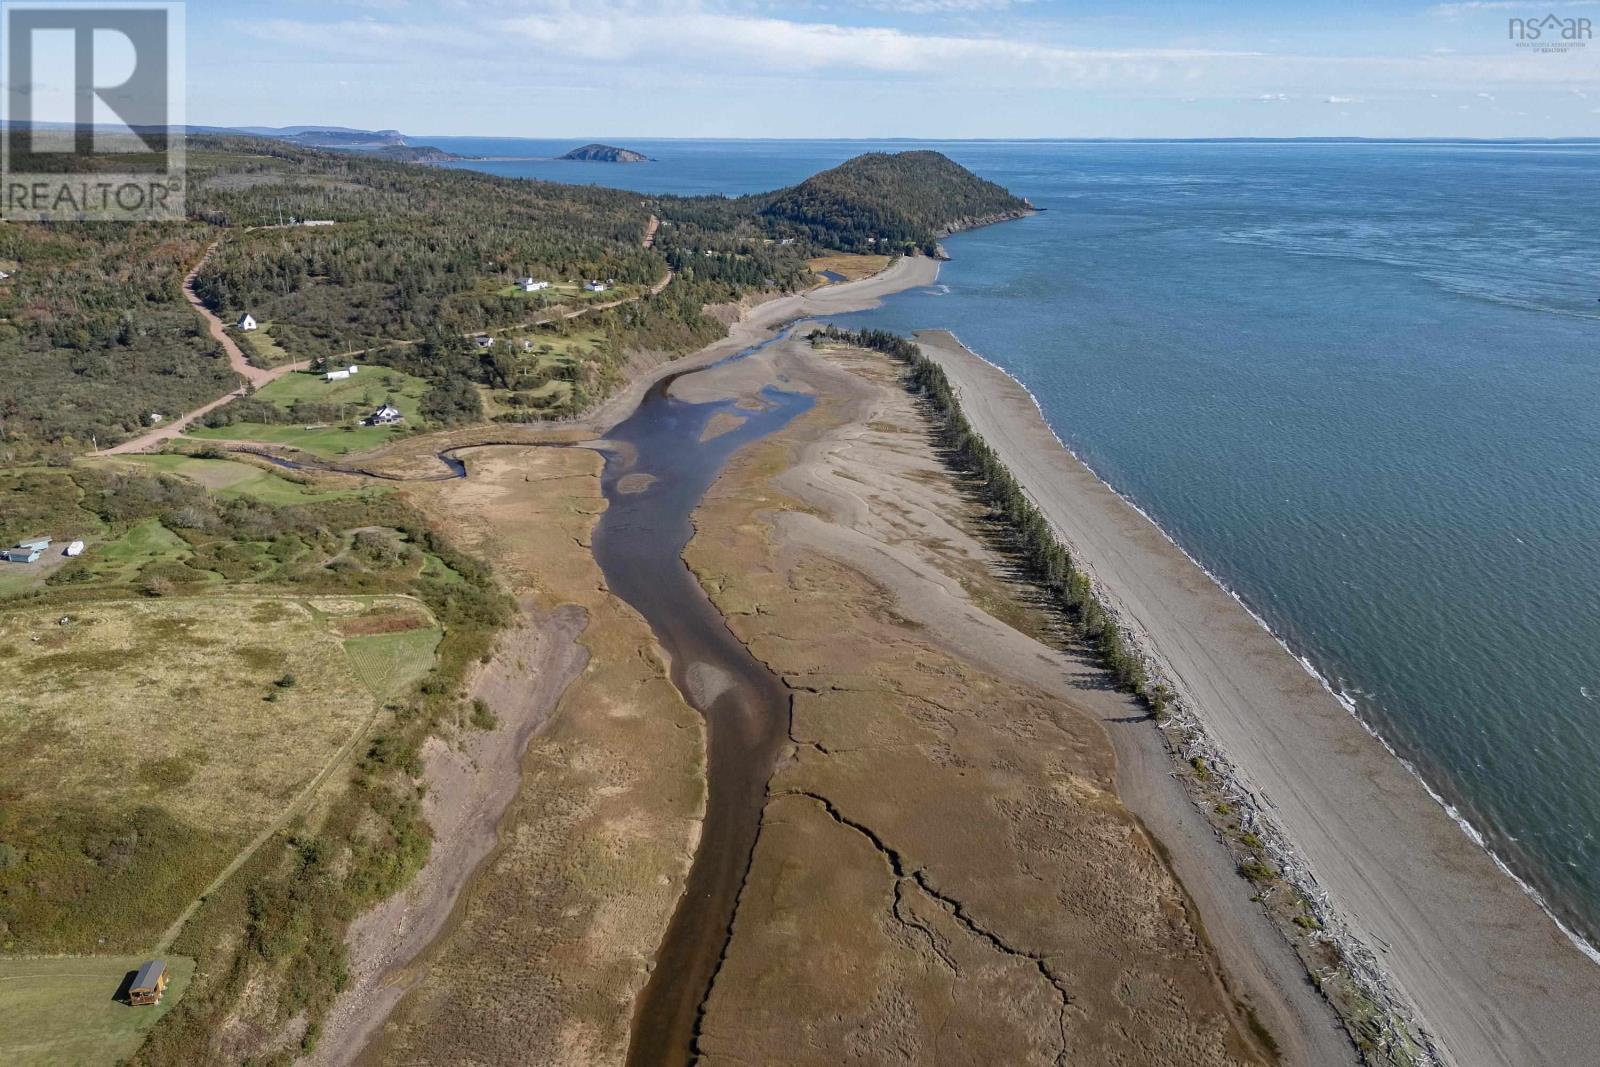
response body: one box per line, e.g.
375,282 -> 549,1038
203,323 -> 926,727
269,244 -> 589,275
65,540 -> 85,557
237,313 -> 257,331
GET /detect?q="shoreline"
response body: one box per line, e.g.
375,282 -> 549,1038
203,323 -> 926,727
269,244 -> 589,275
929,324 -> 1600,966
298,255 -> 944,1064
675,331 -> 1295,1063
579,253 -> 942,435
913,328 -> 1600,1066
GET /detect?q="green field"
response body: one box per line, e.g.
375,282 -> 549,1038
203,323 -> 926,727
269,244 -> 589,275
89,518 -> 194,583
525,380 -> 573,404
344,626 -> 444,701
237,324 -> 294,368
106,454 -> 376,505
492,280 -> 572,300
186,366 -> 428,456
0,955 -> 195,1067
480,327 -> 599,416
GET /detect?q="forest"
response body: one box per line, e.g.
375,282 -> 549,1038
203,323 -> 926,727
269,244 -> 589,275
665,150 -> 1034,256
1,140 -> 1027,453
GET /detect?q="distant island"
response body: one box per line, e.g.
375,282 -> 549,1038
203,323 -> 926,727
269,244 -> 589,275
559,143 -> 653,163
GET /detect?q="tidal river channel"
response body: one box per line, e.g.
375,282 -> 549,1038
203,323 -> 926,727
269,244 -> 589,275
589,347 -> 814,1066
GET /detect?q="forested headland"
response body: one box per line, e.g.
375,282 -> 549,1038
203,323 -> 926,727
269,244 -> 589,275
0,140 -> 1030,455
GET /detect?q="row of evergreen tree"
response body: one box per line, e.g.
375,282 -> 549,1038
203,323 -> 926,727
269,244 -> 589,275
813,325 -> 1163,712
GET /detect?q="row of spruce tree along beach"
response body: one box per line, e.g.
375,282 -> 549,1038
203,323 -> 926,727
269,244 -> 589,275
813,326 -> 1166,713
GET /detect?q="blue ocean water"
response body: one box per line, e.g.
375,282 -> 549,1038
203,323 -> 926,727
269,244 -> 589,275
442,138 -> 1600,947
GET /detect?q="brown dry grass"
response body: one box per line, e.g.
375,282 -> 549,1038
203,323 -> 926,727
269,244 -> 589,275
334,609 -> 428,637
366,446 -> 705,1065
808,252 -> 892,281
681,345 -> 1268,1066
0,597 -> 376,837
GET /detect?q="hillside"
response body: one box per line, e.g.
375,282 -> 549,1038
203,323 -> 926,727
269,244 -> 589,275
0,141 -> 1027,453
756,151 -> 1034,255
368,144 -> 468,163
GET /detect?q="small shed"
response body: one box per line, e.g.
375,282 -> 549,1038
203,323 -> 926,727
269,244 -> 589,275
346,365 -> 359,375
325,370 -> 351,382
128,959 -> 169,1006
237,313 -> 257,331
473,335 -> 495,349
65,540 -> 85,557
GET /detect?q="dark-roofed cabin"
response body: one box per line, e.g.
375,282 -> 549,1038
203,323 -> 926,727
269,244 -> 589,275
128,959 -> 168,1006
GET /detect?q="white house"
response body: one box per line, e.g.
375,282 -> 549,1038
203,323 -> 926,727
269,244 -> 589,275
367,403 -> 404,426
516,278 -> 550,293
346,365 -> 359,375
473,335 -> 495,349
237,313 -> 258,331
0,270 -> 11,280
583,280 -> 610,293
326,370 -> 351,382
148,413 -> 164,425
65,540 -> 85,557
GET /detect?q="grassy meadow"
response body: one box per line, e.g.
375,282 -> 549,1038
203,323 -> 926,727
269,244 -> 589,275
237,324 -> 295,369
0,596 -> 418,953
101,453 -> 376,506
186,366 -> 428,456
0,458 -> 510,1065
477,326 -> 601,419
0,955 -> 196,1067
807,252 -> 891,282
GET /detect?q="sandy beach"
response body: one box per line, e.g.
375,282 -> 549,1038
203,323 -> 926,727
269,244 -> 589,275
580,254 -> 941,434
913,329 -> 1600,1066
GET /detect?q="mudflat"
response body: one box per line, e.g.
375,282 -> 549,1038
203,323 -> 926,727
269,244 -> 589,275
359,445 -> 707,1065
913,329 -> 1600,1067
677,336 -> 1307,1064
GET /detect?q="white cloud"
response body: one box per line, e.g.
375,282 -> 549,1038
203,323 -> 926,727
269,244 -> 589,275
857,0 -> 1025,11
489,8 -> 1257,83
231,3 -> 1600,101
1256,92 -> 1290,101
1325,95 -> 1361,104
1431,0 -> 1600,14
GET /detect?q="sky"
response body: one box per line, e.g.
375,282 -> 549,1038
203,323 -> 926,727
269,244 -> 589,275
184,0 -> 1600,138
